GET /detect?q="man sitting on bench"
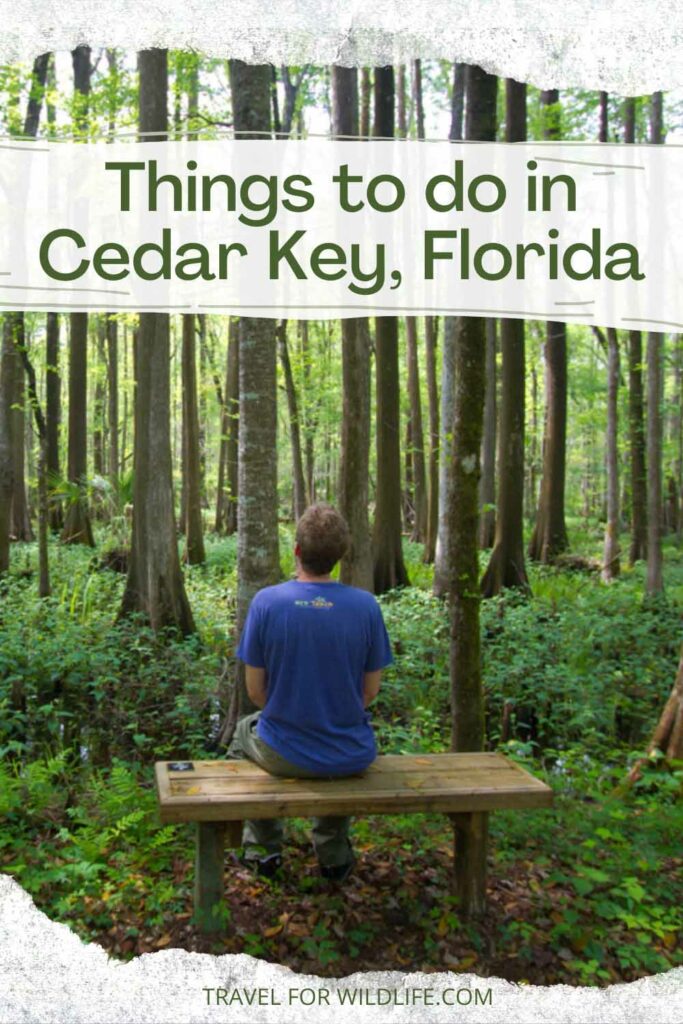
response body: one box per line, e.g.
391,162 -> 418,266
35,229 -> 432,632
230,503 -> 393,882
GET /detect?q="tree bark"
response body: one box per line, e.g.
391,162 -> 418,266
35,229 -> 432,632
434,60 -> 467,594
478,318 -> 497,549
46,312 -> 63,530
406,316 -> 428,543
603,328 -> 621,581
646,91 -> 664,597
448,65 -> 497,920
215,319 -> 239,535
62,46 -> 94,545
331,65 -> 373,588
622,98 -> 648,564
119,48 -> 194,634
481,79 -> 530,597
278,321 -> 307,522
0,320 -> 15,571
182,314 -> 206,564
107,315 -> 119,492
61,312 -> 94,545
528,90 -> 569,563
372,66 -> 409,593
423,315 -> 440,564
229,60 -> 280,722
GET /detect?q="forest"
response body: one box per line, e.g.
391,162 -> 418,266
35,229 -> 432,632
0,48 -> 682,988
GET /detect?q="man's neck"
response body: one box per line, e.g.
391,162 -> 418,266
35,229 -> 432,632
296,567 -> 332,584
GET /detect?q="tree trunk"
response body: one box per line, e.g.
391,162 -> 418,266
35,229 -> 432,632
119,48 -> 194,635
423,315 -> 440,564
481,80 -> 529,596
646,91 -> 664,597
278,321 -> 307,522
360,69 -> 371,138
478,318 -> 497,549
603,328 -> 621,581
372,66 -> 409,593
448,65 -> 497,921
62,46 -> 94,545
528,90 -> 568,563
0,321 -> 15,571
622,645 -> 683,790
107,315 -> 119,492
61,312 -> 94,545
434,60 -> 467,594
622,98 -> 648,564
332,66 -> 374,588
229,60 -> 280,723
215,319 -> 239,535
182,314 -> 206,564
597,97 -> 621,582
93,319 -> 105,478
8,314 -> 33,542
45,311 -> 63,530
406,316 -> 428,543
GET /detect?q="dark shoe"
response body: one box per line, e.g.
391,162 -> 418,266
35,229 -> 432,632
320,854 -> 356,883
236,851 -> 283,879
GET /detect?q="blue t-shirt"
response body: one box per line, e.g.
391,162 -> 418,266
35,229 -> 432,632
236,580 -> 393,775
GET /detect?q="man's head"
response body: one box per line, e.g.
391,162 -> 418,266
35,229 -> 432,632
295,503 -> 351,576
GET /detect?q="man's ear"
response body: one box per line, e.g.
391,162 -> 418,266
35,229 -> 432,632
294,543 -> 301,558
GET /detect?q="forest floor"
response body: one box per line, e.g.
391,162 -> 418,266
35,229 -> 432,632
1,523 -> 682,986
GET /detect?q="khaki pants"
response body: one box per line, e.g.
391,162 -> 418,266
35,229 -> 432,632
227,712 -> 352,869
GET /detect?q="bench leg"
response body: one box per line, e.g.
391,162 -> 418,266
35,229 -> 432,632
194,822 -> 227,934
449,812 -> 488,920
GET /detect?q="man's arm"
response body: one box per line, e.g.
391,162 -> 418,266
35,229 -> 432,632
245,665 -> 268,708
363,669 -> 382,708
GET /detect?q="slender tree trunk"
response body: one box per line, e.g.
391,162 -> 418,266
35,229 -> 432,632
372,66 -> 409,593
646,91 -> 664,596
603,328 -> 621,580
0,321 -> 16,570
448,66 -> 497,921
17,347 -> 50,596
9,314 -> 33,541
46,312 -> 62,530
481,78 -> 529,597
424,315 -> 440,563
478,318 -> 497,549
215,319 -> 239,535
434,61 -> 466,594
119,48 -> 194,634
93,319 -> 105,477
182,314 -> 206,564
278,321 -> 307,522
61,313 -> 94,545
62,46 -> 94,546
622,98 -> 647,564
406,316 -> 428,543
107,315 -> 119,492
528,90 -> 568,563
229,60 -> 280,723
333,67 -> 372,588
360,69 -> 371,138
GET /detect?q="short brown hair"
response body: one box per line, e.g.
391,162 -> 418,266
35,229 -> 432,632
295,503 -> 350,575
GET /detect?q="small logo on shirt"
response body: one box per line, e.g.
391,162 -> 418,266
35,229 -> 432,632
294,597 -> 334,609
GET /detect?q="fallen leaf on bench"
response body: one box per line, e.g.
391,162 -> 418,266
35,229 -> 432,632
415,758 -> 433,765
186,786 -> 200,795
406,779 -> 425,789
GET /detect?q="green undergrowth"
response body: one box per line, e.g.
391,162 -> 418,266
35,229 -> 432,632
1,527 -> 682,984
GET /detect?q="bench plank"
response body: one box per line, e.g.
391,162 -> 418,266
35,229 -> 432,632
155,753 -> 552,823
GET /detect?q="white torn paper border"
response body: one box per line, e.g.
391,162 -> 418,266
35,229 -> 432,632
0,0 -> 682,93
1,874 -> 682,1024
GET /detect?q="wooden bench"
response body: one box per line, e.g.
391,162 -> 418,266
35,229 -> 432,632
155,752 -> 553,933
